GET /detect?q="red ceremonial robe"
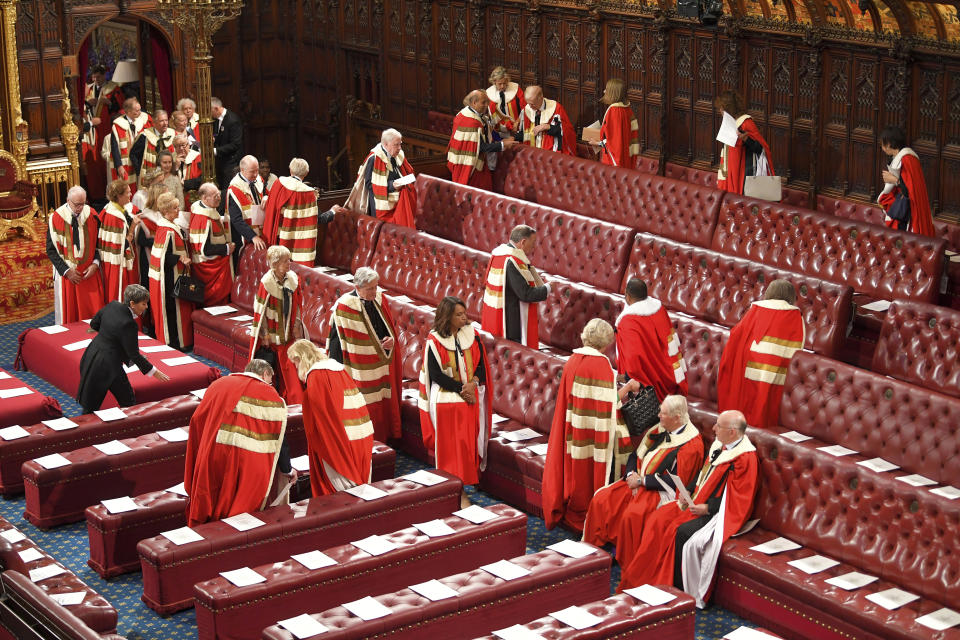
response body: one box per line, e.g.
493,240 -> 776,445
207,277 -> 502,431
616,299 -> 688,401
49,203 -> 105,325
82,81 -> 122,201
98,201 -> 139,302
486,82 -> 526,132
228,174 -> 265,235
301,359 -> 375,496
717,299 -> 805,428
418,326 -> 492,485
263,176 -> 321,265
138,127 -> 176,175
188,201 -> 234,306
619,437 -> 758,607
250,270 -> 307,405
176,149 -> 203,207
447,107 -> 494,190
481,243 -> 541,348
541,348 -> 632,532
599,103 -> 640,168
184,372 -> 287,526
517,99 -> 577,156
148,218 -> 194,348
105,112 -> 151,194
716,114 -> 774,194
328,290 -> 402,441
878,148 -> 935,237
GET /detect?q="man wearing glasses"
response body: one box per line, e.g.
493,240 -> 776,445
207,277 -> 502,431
46,186 -> 105,324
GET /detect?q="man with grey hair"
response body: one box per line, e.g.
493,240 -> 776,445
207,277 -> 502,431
176,97 -> 199,136
343,128 -> 417,227
516,85 -> 576,156
130,109 -> 175,179
188,182 -> 235,305
47,186 -> 105,324
326,265 -> 402,442
227,154 -> 267,253
262,158 -> 320,265
447,89 -> 516,189
211,96 -> 243,187
77,284 -> 170,413
480,224 -> 549,347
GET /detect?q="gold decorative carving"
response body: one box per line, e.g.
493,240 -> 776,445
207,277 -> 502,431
0,0 -> 28,162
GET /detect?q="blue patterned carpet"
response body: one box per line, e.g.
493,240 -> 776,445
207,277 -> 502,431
0,313 -> 757,639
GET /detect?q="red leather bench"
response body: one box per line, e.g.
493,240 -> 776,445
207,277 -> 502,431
0,394 -> 198,497
664,162 -> 717,189
193,504 -> 527,640
0,367 -> 61,430
0,572 -> 124,640
260,547 -> 612,640
138,472 -> 463,614
816,194 -> 884,225
84,442 -> 395,578
472,590 -> 696,640
317,208 -> 383,273
0,518 -> 117,634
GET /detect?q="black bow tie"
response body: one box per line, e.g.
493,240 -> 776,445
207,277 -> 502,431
710,448 -> 721,463
648,431 -> 671,448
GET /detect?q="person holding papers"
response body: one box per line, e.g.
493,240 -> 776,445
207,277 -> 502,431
184,359 -> 292,526
714,90 -> 774,195
76,285 -> 170,414
583,395 -> 704,568
596,79 -> 639,168
287,339 -> 374,496
619,410 -> 758,608
345,129 -> 417,228
516,85 -> 577,156
541,318 -> 631,533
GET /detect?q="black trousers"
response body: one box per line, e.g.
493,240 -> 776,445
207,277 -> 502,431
80,372 -> 136,415
672,514 -> 713,589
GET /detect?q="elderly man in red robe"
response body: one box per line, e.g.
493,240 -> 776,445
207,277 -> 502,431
541,318 -> 632,532
717,279 -> 805,429
619,410 -> 758,609
481,224 -> 549,348
104,97 -> 151,195
616,278 -> 688,402
263,157 -> 320,265
348,130 -> 417,228
877,125 -> 935,236
47,186 -> 105,324
188,182 -> 235,306
447,90 -> 517,190
288,340 -> 374,497
516,85 -> 577,156
715,90 -> 774,195
184,359 -> 292,526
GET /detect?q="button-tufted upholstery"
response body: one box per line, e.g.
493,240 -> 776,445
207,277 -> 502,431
261,547 -> 612,640
138,472 -> 463,614
781,185 -> 810,208
674,313 -> 729,407
538,275 -> 623,354
779,351 -> 960,486
194,504 -> 527,640
426,110 -> 454,136
317,208 -> 383,272
0,518 -> 117,634
816,194 -> 885,225
664,162 -> 718,188
624,233 -> 853,357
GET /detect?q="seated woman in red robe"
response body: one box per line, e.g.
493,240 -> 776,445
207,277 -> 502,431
877,125 -> 935,237
715,90 -> 774,194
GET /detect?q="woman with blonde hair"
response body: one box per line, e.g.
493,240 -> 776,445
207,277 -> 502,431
287,339 -> 374,497
486,66 -> 526,132
597,79 -> 639,168
148,192 -> 193,348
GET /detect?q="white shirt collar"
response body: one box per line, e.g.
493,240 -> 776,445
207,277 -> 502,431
726,437 -> 744,451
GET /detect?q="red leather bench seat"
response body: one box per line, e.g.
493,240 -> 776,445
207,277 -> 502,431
0,394 -> 199,496
872,300 -> 960,398
816,194 -> 884,225
0,518 -> 117,634
664,162 -> 717,189
0,572 -> 124,640
317,209 -> 383,272
194,504 -> 527,640
714,427 -> 960,640
472,590 -> 696,640
0,367 -> 61,431
260,547 -> 612,640
192,246 -> 261,369
138,472 -> 463,614
85,441 -> 395,579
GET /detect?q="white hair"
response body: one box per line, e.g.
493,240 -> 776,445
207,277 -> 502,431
198,182 -> 219,199
580,318 -> 614,351
211,97 -> 223,108
177,98 -> 197,111
288,158 -> 309,178
239,155 -> 259,171
266,244 -> 291,266
354,266 -> 380,288
67,186 -> 86,203
661,395 -> 691,426
172,134 -> 189,147
381,128 -> 402,145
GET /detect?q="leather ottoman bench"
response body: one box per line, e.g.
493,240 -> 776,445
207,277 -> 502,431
85,441 -> 396,578
193,503 -> 527,640
260,546 -> 612,639
138,472 -> 464,614
471,590 -> 696,640
0,366 -> 62,430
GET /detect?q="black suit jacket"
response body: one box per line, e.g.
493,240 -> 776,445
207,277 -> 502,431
213,110 -> 243,177
76,301 -> 152,408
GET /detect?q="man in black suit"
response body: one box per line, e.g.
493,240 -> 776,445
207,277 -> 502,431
76,284 -> 170,414
211,96 -> 243,188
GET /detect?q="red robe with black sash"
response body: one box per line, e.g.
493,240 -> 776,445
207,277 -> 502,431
188,201 -> 233,306
616,299 -> 688,401
599,103 -> 640,168
517,99 -> 577,156
138,127 -> 176,175
619,436 -> 758,604
105,113 -> 151,194
481,243 -> 541,348
49,203 -> 105,324
541,348 -> 632,532
486,82 -> 526,132
878,148 -> 935,237
228,174 -> 265,236
418,326 -> 492,485
250,270 -> 306,405
328,291 -> 402,441
301,360 -> 375,496
184,372 -> 287,526
447,107 -> 494,190
98,201 -> 139,302
148,218 -> 193,347
356,146 -> 417,228
716,114 -> 774,195
263,176 -> 321,265
717,299 -> 805,428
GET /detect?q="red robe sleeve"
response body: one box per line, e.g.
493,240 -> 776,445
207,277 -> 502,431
261,180 -> 288,246
881,154 -> 934,237
675,437 -> 705,487
556,104 -> 577,157
391,158 -> 418,230
599,106 -> 634,168
720,451 -> 759,539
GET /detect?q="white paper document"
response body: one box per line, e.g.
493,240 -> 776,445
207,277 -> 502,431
624,584 -> 678,606
42,417 -> 78,431
162,356 -> 198,367
277,613 -> 329,638
291,550 -> 337,570
344,484 -> 388,501
931,485 -> 960,500
787,554 -> 839,574
223,513 -> 266,531
668,472 -> 693,508
141,344 -> 175,353
351,534 -> 397,556
409,578 -> 459,602
50,591 -> 86,607
549,605 -> 603,630
491,414 -> 510,424
865,587 -> 919,610
402,469 -> 446,486
342,596 -> 392,621
101,496 -> 139,514
290,455 -> 310,472
391,295 -> 413,304
62,339 -> 92,352
18,548 -> 44,563
526,443 -> 549,456
0,425 -> 30,440
337,274 -> 355,282
204,305 -> 237,316
454,504 -> 499,524
749,537 -> 802,555
481,559 -> 530,581
161,526 -> 204,546
493,625 -> 546,640
123,364 -> 139,374
824,571 -> 877,591
857,457 -> 900,473
779,430 -> 813,443
38,325 -> 68,335
916,607 -> 960,631
190,388 -> 207,400
165,483 -> 189,497
34,453 -> 71,469
547,539 -> 597,559
220,567 -> 266,588
393,173 -> 416,187
896,473 -> 936,487
138,334 -> 150,340
501,428 -> 540,442
817,445 -> 857,457
401,388 -> 419,399
724,628 -> 783,640
716,111 -> 741,147
0,529 -> 26,544
860,300 -> 891,313
229,315 -> 254,322
0,372 -> 8,379
0,387 -> 33,399
28,564 -> 67,583
157,427 -> 189,442
93,440 -> 132,456
413,519 -> 457,538
93,407 -> 127,422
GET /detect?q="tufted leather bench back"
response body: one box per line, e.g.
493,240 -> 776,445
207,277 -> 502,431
538,277 -> 622,354
318,209 -> 383,271
934,219 -> 960,254
816,194 -> 885,225
486,338 -> 564,433
414,173 -> 475,244
230,246 -> 265,311
673,313 -> 729,403
634,155 -> 660,174
713,195 -> 946,303
872,300 -> 960,398
749,427 -> 960,605
389,302 -> 435,381
779,351 -> 960,486
426,110 -> 454,136
1,571 -> 120,640
295,267 -> 354,342
664,162 -> 717,188
623,234 -> 853,357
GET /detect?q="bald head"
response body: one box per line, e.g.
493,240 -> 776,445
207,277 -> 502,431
714,410 -> 748,446
198,182 -> 221,208
464,90 -> 486,111
524,85 -> 544,110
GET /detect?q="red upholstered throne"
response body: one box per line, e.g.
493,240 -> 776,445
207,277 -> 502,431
0,150 -> 38,241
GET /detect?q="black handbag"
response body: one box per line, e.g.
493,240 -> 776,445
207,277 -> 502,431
886,180 -> 911,231
620,385 -> 661,437
173,273 -> 205,304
